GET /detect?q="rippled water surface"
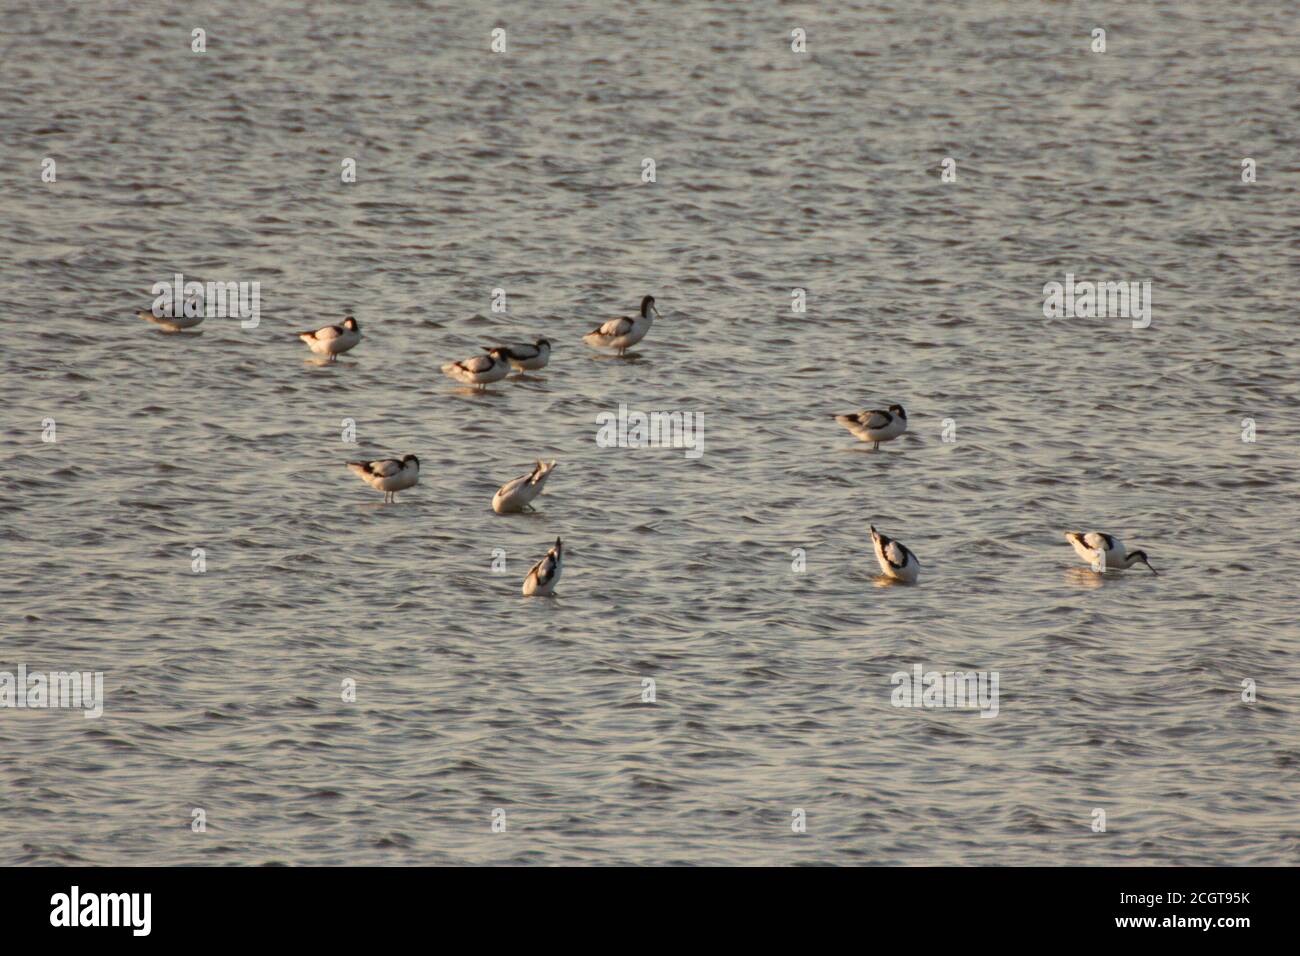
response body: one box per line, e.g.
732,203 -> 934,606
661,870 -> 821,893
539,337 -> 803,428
2,1 -> 1298,865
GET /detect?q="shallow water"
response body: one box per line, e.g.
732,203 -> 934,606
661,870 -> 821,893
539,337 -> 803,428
1,1 -> 1298,865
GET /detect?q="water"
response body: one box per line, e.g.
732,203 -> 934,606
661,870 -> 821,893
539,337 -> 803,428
2,1 -> 1298,865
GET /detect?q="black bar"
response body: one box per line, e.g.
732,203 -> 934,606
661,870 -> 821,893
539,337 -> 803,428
1,866 -> 1276,941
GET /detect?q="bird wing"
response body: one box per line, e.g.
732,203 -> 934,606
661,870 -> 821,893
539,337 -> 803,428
884,540 -> 908,568
592,316 -> 633,337
508,343 -> 539,360
859,409 -> 891,429
1082,532 -> 1110,551
461,353 -> 494,373
497,474 -> 529,497
367,459 -> 401,477
533,552 -> 558,584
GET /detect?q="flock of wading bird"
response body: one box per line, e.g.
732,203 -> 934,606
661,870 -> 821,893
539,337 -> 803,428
828,408 -> 1158,583
140,292 -> 1157,592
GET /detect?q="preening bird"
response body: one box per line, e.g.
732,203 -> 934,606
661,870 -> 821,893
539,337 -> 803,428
297,316 -> 361,361
346,454 -> 420,503
834,404 -> 908,450
442,348 -> 512,388
582,295 -> 659,356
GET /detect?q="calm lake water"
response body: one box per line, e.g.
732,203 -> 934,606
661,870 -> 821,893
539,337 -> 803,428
1,0 -> 1297,865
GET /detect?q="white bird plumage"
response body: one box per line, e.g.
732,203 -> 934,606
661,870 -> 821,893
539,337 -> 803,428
346,454 -> 420,503
522,536 -> 563,596
1065,531 -> 1157,574
582,295 -> 659,356
871,525 -> 920,583
297,316 -> 361,361
835,404 -> 908,450
493,460 -> 557,514
442,348 -> 512,388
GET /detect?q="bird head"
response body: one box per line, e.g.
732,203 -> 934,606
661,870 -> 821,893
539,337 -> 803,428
1127,550 -> 1157,575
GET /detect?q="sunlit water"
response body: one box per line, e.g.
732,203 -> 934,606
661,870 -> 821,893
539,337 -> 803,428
2,1 -> 1298,865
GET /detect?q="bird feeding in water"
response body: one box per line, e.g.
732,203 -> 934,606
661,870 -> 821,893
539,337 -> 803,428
492,460 -> 557,514
346,454 -> 420,503
583,295 -> 659,356
1064,531 -> 1157,574
834,404 -> 908,450
871,525 -> 920,583
137,297 -> 204,332
522,537 -> 563,596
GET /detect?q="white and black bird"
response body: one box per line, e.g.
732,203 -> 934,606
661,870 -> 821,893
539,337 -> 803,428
522,536 -> 563,596
498,339 -> 551,372
582,295 -> 659,356
442,347 -> 512,388
1064,531 -> 1157,574
297,316 -> 361,361
137,298 -> 204,332
835,404 -> 908,450
346,454 -> 420,503
492,460 -> 557,514
871,525 -> 920,583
